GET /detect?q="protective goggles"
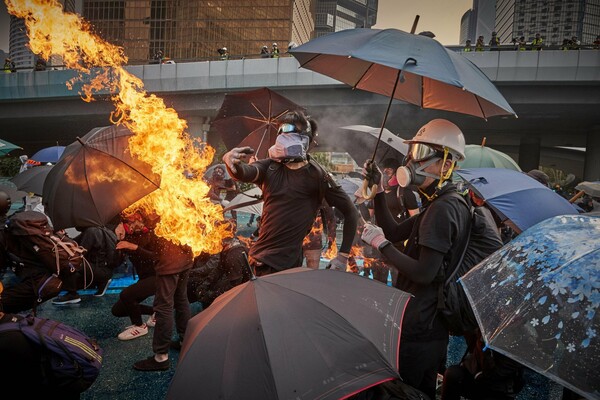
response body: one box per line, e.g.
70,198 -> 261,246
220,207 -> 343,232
278,123 -> 297,134
407,143 -> 444,162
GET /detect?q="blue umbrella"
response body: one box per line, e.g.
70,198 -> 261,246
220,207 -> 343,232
460,215 -> 600,400
290,28 -> 516,120
30,145 -> 66,163
456,168 -> 579,233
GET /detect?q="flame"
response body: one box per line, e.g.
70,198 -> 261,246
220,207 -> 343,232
349,244 -> 377,269
302,216 -> 323,247
322,238 -> 338,260
7,0 -> 231,256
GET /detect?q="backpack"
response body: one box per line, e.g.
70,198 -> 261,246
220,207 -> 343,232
188,238 -> 250,307
436,192 -> 504,336
0,314 -> 103,392
5,211 -> 88,276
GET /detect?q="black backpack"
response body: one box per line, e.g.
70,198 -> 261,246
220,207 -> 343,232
5,211 -> 88,276
436,192 -> 504,336
187,239 -> 250,307
0,314 -> 103,393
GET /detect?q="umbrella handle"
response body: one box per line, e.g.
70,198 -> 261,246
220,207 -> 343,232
569,190 -> 585,203
361,179 -> 378,200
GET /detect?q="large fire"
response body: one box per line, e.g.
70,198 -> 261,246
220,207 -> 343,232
7,0 -> 231,255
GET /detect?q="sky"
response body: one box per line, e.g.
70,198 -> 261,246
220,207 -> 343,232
0,0 -> 472,53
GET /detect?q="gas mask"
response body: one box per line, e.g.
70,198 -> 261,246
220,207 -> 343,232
268,123 -> 310,163
396,142 -> 448,187
396,158 -> 441,187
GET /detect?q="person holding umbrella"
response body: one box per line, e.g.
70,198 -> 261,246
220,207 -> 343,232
360,119 -> 471,399
223,111 -> 358,275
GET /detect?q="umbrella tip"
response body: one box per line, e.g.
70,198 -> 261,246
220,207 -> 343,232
481,137 -> 486,147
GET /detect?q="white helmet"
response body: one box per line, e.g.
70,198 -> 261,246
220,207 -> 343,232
404,119 -> 466,161
272,43 -> 278,47
222,47 -> 227,51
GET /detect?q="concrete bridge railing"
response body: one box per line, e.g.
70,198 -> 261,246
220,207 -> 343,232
1,50 -> 598,101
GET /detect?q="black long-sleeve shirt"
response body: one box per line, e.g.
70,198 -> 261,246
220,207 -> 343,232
227,158 -> 358,270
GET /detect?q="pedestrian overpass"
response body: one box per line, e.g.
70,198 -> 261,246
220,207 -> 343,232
1,50 -> 599,179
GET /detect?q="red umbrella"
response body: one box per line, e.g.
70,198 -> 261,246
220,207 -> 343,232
212,87 -> 306,160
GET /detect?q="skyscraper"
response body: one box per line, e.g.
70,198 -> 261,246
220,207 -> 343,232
495,0 -> 600,45
314,0 -> 378,38
81,0 -> 315,63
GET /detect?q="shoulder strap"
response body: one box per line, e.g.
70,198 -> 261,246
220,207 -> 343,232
308,158 -> 337,204
434,190 -> 474,285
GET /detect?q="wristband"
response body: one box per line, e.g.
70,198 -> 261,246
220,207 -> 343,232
377,240 -> 392,252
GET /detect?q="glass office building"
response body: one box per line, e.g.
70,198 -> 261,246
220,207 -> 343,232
496,0 -> 600,46
82,0 -> 315,63
314,0 -> 378,38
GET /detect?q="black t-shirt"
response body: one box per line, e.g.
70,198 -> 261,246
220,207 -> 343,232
406,185 -> 470,340
383,184 -> 420,223
383,184 -> 471,341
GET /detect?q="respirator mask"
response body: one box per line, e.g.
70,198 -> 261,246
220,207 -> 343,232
268,123 -> 311,163
396,143 -> 446,187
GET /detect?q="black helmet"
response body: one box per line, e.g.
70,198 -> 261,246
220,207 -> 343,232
0,191 -> 11,215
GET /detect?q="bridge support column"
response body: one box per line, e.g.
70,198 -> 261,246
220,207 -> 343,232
518,136 -> 541,172
583,127 -> 600,181
185,116 -> 211,143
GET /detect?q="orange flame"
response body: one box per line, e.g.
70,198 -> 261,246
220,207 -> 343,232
302,216 -> 324,247
7,0 -> 230,256
322,238 -> 338,259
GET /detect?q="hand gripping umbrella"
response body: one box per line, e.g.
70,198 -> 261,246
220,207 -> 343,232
42,125 -> 161,229
212,87 -> 306,160
289,28 -> 517,198
168,267 -> 411,400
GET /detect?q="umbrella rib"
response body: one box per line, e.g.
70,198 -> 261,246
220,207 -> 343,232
473,90 -> 487,121
251,102 -> 268,121
352,63 -> 375,90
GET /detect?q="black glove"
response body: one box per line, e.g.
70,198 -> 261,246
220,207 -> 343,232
364,161 -> 382,185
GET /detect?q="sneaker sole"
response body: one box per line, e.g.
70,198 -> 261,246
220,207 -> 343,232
52,299 -> 81,305
118,330 -> 149,341
94,279 -> 113,297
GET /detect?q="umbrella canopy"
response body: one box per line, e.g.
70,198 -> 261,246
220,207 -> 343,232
458,144 -> 521,171
461,215 -> 600,400
575,181 -> 600,198
222,186 -> 263,216
212,87 -> 306,160
336,176 -> 363,200
0,138 -> 22,156
290,28 -> 516,120
455,168 -> 579,233
168,267 -> 411,400
204,163 -> 231,180
0,182 -> 27,203
340,125 -> 408,165
30,145 -> 65,163
42,125 -> 161,229
10,165 -> 53,196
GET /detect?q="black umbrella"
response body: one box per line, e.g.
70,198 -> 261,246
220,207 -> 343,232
42,125 -> 160,229
168,267 -> 411,400
10,165 -> 53,196
212,87 -> 306,160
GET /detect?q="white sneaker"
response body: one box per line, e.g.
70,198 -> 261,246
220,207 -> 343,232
146,313 -> 157,328
117,324 -> 148,341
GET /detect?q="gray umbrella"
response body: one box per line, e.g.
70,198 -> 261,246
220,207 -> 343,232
10,165 -> 53,196
168,267 -> 411,400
